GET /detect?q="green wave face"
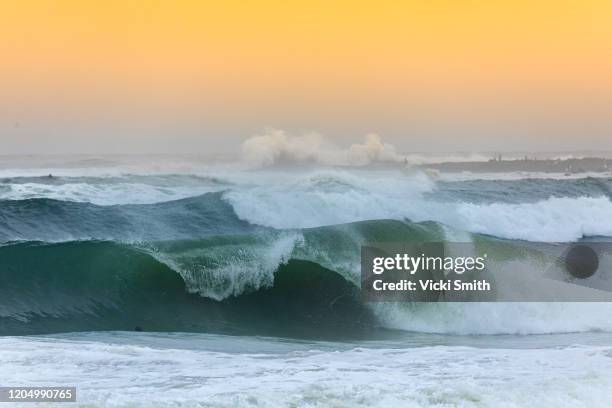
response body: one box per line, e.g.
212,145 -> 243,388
0,219 -> 449,337
4,186 -> 607,337
0,240 -> 377,338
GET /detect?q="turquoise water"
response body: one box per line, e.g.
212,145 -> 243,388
2,157 -> 612,406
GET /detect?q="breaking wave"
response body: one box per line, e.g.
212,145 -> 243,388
2,216 -> 612,336
2,172 -> 612,337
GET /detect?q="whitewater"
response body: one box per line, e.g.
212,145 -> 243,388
2,154 -> 612,407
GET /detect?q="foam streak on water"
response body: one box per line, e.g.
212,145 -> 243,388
2,333 -> 612,408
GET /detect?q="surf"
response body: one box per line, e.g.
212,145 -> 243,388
2,171 -> 612,337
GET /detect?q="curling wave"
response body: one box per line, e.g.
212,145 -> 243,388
2,218 -> 612,337
3,176 -> 612,337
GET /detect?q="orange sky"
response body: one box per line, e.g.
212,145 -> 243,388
1,0 -> 611,153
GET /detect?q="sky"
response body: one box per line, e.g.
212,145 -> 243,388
1,0 -> 611,154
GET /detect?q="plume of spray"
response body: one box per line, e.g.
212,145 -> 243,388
347,133 -> 403,165
241,128 -> 404,167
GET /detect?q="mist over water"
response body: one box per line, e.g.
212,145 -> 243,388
4,0 -> 612,402
241,129 -> 404,167
2,151 -> 612,333
3,149 -> 612,407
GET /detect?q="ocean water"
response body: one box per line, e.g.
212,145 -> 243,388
2,155 -> 612,407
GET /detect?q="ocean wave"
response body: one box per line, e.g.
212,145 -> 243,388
0,193 -> 258,242
376,302 -> 612,335
2,218 -> 612,337
0,174 -> 230,205
3,170 -> 612,337
223,170 -> 436,229
449,196 -> 612,241
3,178 -> 612,244
0,240 -> 375,337
433,177 -> 612,204
223,172 -> 612,241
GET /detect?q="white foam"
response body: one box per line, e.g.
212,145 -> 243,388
224,170 -> 612,241
147,233 -> 302,300
0,182 -> 225,205
376,302 -> 612,335
449,196 -> 612,241
223,169 -> 436,229
2,335 -> 612,407
3,164 -> 612,242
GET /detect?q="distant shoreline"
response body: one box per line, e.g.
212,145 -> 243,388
420,157 -> 612,174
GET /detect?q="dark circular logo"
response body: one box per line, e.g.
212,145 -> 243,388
564,245 -> 599,279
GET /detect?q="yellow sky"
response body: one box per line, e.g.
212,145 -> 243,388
1,0 -> 611,152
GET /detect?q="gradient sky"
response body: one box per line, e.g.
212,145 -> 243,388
1,0 -> 611,154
